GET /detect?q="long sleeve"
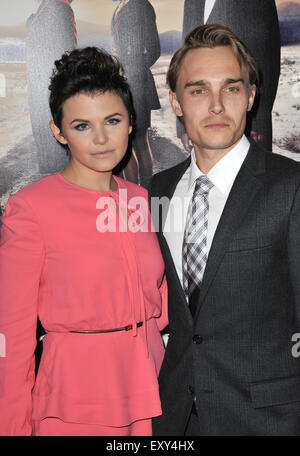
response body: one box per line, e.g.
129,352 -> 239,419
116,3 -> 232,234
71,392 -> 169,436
0,175 -> 167,431
0,195 -> 45,435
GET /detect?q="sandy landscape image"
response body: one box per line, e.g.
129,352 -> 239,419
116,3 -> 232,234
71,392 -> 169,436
1,44 -> 300,213
272,45 -> 300,158
0,0 -> 300,213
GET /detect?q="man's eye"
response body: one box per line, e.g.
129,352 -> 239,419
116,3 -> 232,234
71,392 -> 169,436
226,86 -> 239,92
74,123 -> 89,131
192,88 -> 206,95
107,118 -> 121,125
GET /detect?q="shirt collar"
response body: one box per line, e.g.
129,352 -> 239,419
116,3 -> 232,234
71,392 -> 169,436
188,135 -> 250,194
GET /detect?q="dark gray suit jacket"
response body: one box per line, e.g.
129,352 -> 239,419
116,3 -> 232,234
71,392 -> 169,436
178,0 -> 280,150
150,143 -> 300,435
111,0 -> 160,131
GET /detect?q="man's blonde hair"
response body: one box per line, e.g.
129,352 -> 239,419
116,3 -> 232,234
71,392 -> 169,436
167,24 -> 259,92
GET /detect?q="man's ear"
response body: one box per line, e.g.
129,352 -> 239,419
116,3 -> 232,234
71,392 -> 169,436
49,120 -> 68,145
169,90 -> 183,117
247,85 -> 256,112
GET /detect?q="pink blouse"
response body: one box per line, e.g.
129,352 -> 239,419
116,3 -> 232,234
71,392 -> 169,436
0,174 -> 167,435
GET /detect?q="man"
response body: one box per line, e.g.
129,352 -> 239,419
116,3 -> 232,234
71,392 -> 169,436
178,0 -> 280,152
26,0 -> 77,174
111,0 -> 161,187
150,24 -> 300,436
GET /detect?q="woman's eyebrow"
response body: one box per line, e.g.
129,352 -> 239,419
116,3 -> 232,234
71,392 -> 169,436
70,112 -> 123,124
70,118 -> 89,124
104,112 -> 123,120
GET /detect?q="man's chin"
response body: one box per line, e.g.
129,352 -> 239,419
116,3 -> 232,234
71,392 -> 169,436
200,140 -> 236,152
198,132 -> 243,150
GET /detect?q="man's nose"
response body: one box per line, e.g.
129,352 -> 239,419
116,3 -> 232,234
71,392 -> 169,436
209,91 -> 224,115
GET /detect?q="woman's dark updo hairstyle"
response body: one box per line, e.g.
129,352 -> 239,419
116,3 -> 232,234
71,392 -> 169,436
49,47 -> 135,134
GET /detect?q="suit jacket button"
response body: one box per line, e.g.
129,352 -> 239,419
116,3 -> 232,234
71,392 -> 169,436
193,335 -> 203,344
187,385 -> 194,395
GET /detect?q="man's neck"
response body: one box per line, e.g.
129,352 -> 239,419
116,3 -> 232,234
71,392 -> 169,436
194,137 -> 245,174
194,147 -> 232,174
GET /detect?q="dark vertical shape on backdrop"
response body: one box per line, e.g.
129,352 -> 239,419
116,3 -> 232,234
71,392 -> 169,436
111,0 -> 161,187
26,0 -> 77,175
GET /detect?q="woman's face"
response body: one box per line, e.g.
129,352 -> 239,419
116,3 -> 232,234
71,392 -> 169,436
51,91 -> 132,175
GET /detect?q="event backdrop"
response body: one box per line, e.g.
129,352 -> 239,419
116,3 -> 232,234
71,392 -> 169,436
0,0 -> 300,215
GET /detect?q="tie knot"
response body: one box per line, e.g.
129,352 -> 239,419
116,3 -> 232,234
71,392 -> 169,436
194,175 -> 214,196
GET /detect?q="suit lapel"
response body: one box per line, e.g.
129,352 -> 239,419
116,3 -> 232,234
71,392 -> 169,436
151,157 -> 194,325
159,234 -> 193,322
205,0 -> 218,23
197,0 -> 205,25
208,0 -> 237,26
193,143 -> 266,321
153,157 -> 191,232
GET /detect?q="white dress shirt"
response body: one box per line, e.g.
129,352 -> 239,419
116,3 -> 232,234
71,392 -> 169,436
204,0 -> 216,23
163,135 -> 250,288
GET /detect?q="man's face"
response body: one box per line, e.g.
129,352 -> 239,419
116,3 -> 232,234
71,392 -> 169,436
170,46 -> 256,160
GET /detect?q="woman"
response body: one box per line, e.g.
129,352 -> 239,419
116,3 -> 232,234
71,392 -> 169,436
0,47 -> 167,436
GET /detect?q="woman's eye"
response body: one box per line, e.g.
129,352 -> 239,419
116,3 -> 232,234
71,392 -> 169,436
107,118 -> 121,125
74,123 -> 89,131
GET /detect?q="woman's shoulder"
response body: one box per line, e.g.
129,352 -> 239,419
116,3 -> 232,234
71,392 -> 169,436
2,175 -> 62,225
9,174 -> 60,205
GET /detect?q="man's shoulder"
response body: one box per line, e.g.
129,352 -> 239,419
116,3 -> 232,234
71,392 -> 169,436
246,141 -> 300,180
264,149 -> 300,179
150,158 -> 190,193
